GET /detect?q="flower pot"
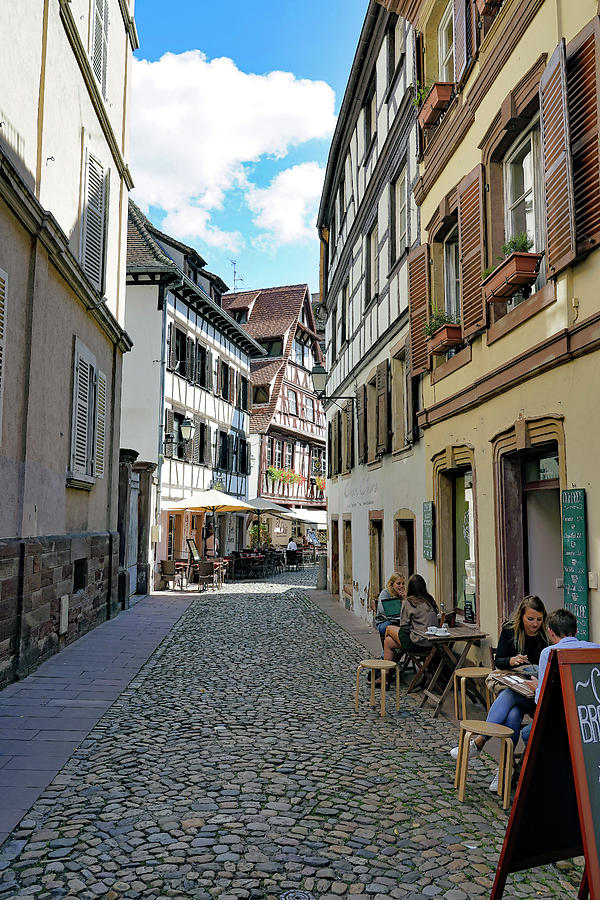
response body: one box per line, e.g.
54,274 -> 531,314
482,251 -> 543,301
476,0 -> 502,15
426,323 -> 463,355
417,83 -> 454,129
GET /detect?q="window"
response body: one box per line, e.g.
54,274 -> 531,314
293,340 -> 304,366
91,0 -> 109,98
438,1 -> 454,82
503,121 -> 545,306
366,222 -> 378,305
81,150 -> 107,292
253,385 -> 269,404
220,360 -> 230,400
274,440 -> 283,468
239,438 -> 250,475
70,338 -> 107,480
266,438 -> 273,466
233,310 -> 248,324
73,558 -> 87,592
259,339 -> 283,357
444,224 -> 460,319
391,167 -> 407,265
340,282 -> 348,344
339,171 -> 346,224
365,81 -> 377,152
196,343 -> 208,387
285,442 -> 294,469
388,16 -> 405,85
288,389 -> 297,415
217,430 -> 228,469
311,448 -> 325,476
193,420 -> 210,466
174,328 -> 186,375
343,520 -> 352,594
240,376 -> 249,411
305,396 -> 314,422
330,308 -> 337,362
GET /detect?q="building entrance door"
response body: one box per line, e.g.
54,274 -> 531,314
369,517 -> 384,609
331,519 -> 340,595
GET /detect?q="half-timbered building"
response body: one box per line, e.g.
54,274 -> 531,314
317,1 -> 424,622
223,284 -> 326,544
121,202 -> 264,589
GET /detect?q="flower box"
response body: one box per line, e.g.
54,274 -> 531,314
427,323 -> 463,355
482,251 -> 543,301
476,0 -> 502,15
417,83 -> 454,129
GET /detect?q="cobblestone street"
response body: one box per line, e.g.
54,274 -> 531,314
0,570 -> 582,899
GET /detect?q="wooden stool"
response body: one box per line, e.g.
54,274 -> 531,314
453,666 -> 493,720
454,720 -> 514,809
354,659 -> 399,717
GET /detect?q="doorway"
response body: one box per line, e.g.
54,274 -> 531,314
369,515 -> 384,608
501,446 -> 562,619
331,518 -> 340,596
394,518 -> 415,583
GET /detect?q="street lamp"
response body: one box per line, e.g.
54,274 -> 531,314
164,417 -> 196,453
310,363 -> 356,406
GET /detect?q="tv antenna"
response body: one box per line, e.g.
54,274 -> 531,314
229,259 -> 245,293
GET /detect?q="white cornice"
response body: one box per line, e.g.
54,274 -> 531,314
58,0 -> 134,190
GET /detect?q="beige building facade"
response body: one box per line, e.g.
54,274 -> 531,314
0,0 -> 136,685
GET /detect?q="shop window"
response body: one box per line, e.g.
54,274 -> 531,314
438,1 -> 454,82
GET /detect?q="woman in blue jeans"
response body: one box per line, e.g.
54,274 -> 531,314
375,573 -> 406,648
450,595 -> 549,790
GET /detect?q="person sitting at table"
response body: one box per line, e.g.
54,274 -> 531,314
449,594 -> 549,791
375,573 -> 406,649
520,608 -> 600,749
287,537 -> 297,551
383,573 -> 439,661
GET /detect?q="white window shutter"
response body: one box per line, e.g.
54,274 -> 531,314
82,151 -> 106,291
72,351 -> 92,474
0,268 -> 7,443
92,0 -> 109,98
94,369 -> 107,478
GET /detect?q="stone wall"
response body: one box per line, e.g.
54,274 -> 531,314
0,531 -> 119,688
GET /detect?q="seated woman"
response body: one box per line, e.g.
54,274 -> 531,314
449,594 -> 549,791
383,573 -> 439,660
375,573 -> 406,649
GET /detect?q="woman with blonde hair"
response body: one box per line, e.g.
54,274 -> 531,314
375,572 -> 406,648
449,594 -> 549,790
383,573 -> 439,658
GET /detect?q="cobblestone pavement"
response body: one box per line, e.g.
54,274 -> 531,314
0,570 -> 582,899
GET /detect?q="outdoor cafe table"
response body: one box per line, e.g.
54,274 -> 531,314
487,668 -> 536,699
413,623 -> 488,718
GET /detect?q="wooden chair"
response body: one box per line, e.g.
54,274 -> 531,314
354,659 -> 399,717
189,559 -> 217,591
160,559 -> 182,591
402,646 -> 437,693
454,719 -> 514,809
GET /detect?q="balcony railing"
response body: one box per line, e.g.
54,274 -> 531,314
262,472 -> 324,502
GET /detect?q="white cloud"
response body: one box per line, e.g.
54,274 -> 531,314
247,162 -> 325,247
130,51 -> 335,250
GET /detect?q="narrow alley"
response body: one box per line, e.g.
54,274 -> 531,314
0,571 -> 582,899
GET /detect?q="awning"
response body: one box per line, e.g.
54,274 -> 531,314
247,497 -> 296,518
288,508 -> 327,527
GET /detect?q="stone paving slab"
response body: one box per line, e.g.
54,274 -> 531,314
0,594 -> 192,844
0,571 -> 583,899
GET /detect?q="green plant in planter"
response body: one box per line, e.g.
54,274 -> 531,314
424,305 -> 460,339
482,232 -> 535,280
412,81 -> 432,108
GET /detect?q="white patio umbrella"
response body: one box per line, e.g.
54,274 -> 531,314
165,489 -> 255,557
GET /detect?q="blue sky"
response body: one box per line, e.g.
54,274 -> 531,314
130,0 -> 367,294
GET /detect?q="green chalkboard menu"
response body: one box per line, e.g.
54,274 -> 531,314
562,489 -> 589,640
571,660 -> 600,869
423,501 -> 434,561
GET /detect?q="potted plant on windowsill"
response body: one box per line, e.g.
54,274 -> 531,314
416,82 -> 454,129
482,233 -> 543,302
424,307 -> 462,355
476,0 -> 502,16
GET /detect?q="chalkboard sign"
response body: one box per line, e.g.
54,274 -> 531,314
562,489 -> 589,640
423,501 -> 434,561
491,648 -> 600,900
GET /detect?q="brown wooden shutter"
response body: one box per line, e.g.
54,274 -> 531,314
415,31 -> 425,93
567,20 -> 600,259
356,383 -> 367,464
404,336 -> 414,444
165,408 -> 174,458
458,163 -> 486,338
205,350 -> 213,391
185,336 -> 195,381
203,423 -> 212,465
327,421 -> 332,476
227,434 -> 235,471
408,244 -> 430,376
215,358 -> 221,396
167,323 -> 176,370
540,39 -> 576,277
336,411 -> 343,474
376,360 -> 390,456
229,367 -> 235,403
453,0 -> 467,85
345,402 -> 354,471
192,416 -> 201,463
